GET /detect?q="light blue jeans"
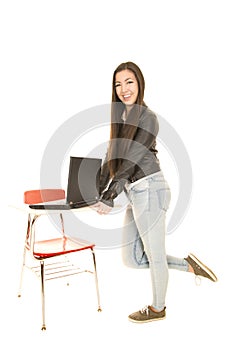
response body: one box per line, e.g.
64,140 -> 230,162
122,171 -> 189,311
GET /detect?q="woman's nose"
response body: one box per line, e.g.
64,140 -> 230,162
121,83 -> 128,93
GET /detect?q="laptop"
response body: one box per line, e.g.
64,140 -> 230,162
29,156 -> 102,210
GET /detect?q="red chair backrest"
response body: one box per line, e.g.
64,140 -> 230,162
24,189 -> 65,204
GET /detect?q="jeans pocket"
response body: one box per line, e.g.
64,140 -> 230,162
157,188 -> 171,211
131,180 -> 149,193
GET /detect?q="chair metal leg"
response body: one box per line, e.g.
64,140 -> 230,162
18,246 -> 27,297
59,213 -> 65,236
40,260 -> 46,330
91,248 -> 102,312
18,214 -> 32,297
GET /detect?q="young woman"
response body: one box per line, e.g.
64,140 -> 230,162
94,61 -> 217,323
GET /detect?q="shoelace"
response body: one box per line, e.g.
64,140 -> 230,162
195,274 -> 202,286
140,306 -> 149,315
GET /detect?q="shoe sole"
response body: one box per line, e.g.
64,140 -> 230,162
189,253 -> 218,282
128,315 -> 166,323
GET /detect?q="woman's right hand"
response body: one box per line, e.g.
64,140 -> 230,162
91,201 -> 112,215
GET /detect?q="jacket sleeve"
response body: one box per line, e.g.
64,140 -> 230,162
101,112 -> 159,207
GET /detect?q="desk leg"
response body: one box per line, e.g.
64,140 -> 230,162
91,248 -> 102,312
40,260 -> 46,330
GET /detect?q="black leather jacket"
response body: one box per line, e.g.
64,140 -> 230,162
100,107 -> 161,207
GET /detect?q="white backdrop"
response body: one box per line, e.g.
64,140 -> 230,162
1,0 -> 232,348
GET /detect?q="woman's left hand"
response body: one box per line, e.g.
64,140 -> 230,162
91,201 -> 112,215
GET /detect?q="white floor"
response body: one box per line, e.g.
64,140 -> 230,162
1,206 -> 231,350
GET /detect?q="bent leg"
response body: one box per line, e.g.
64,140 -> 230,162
167,255 -> 189,272
121,205 -> 149,269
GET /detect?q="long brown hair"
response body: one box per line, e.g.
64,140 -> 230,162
108,62 -> 147,177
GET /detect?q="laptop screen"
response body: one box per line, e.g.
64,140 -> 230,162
66,156 -> 101,205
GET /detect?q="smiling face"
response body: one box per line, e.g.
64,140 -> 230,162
114,69 -> 139,107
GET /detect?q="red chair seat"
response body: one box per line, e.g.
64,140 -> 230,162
33,237 -> 95,259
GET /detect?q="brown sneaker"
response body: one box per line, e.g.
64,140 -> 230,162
185,253 -> 218,282
128,306 -> 166,323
